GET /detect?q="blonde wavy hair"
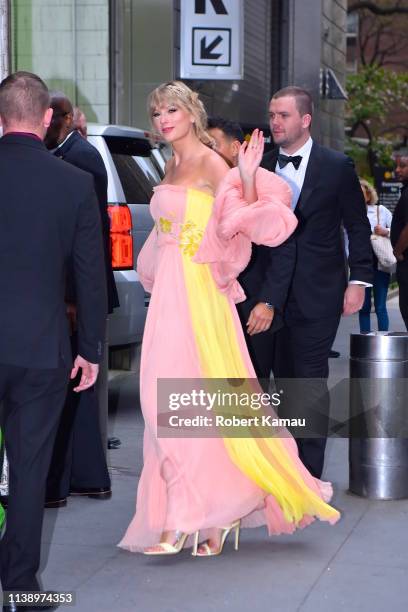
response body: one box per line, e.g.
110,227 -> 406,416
359,178 -> 379,205
147,81 -> 214,147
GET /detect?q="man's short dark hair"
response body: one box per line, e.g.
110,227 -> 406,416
49,90 -> 73,112
272,86 -> 314,117
207,116 -> 245,143
0,71 -> 50,126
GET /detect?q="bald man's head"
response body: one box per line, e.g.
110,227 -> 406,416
44,91 -> 74,149
73,106 -> 87,138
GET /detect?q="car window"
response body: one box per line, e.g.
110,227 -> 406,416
104,136 -> 163,203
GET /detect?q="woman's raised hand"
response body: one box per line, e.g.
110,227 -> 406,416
238,129 -> 264,183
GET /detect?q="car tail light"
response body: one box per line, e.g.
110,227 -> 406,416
107,204 -> 133,270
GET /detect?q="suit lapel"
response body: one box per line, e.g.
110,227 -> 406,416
262,144 -> 322,212
296,142 -> 321,211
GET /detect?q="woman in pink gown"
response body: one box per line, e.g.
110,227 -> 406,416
118,81 -> 340,556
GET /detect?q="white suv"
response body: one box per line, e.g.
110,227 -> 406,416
87,124 -> 165,347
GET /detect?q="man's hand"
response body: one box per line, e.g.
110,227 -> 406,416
246,303 -> 274,335
71,355 -> 99,392
66,302 -> 77,335
343,284 -> 365,316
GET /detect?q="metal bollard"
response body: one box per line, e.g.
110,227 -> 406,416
349,332 -> 408,499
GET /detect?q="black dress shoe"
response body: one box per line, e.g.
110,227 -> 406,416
44,497 -> 67,509
329,349 -> 340,358
69,486 -> 111,499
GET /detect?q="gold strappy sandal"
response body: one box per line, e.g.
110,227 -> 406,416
192,520 -> 241,557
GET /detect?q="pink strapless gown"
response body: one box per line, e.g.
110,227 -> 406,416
118,171 -> 339,552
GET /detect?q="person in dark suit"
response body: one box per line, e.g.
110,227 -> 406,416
206,117 -> 284,385
44,92 -> 118,506
0,71 -> 107,610
243,86 -> 372,478
391,153 -> 408,329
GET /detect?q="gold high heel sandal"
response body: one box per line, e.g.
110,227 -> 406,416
143,530 -> 196,555
192,520 -> 241,557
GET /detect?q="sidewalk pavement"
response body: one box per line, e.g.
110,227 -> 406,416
37,297 -> 408,612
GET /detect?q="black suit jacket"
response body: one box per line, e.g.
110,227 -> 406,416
239,142 -> 373,319
55,130 -> 119,313
0,134 -> 107,368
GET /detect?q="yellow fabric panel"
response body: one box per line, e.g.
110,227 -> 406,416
180,189 -> 248,378
181,189 -> 339,526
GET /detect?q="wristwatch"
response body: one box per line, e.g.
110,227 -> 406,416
264,303 -> 274,311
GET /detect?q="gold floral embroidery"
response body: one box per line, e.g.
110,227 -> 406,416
179,220 -> 204,257
159,217 -> 172,233
155,217 -> 204,256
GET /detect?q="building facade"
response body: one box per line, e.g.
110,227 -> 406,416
8,0 -> 348,150
11,0 -> 110,122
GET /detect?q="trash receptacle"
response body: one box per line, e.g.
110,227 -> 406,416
349,332 -> 408,500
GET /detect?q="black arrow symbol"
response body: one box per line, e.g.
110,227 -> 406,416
201,35 -> 223,60
195,0 -> 228,15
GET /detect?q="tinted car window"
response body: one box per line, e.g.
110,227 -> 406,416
104,136 -> 162,203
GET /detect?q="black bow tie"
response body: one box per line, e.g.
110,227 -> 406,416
277,153 -> 302,170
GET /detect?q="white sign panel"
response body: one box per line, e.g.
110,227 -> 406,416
180,0 -> 243,80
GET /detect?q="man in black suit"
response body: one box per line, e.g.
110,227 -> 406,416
44,92 -> 118,506
0,71 -> 107,610
242,86 -> 372,478
391,153 -> 408,329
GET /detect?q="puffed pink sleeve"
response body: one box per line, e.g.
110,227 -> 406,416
216,167 -> 297,245
194,167 -> 297,303
136,227 -> 157,293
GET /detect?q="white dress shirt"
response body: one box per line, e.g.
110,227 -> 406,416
275,137 -> 313,210
275,137 -> 371,287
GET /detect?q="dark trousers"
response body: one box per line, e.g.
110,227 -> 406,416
397,264 -> 408,331
0,362 -> 69,592
359,269 -> 390,333
46,334 -> 110,499
272,301 -> 340,479
236,301 -> 283,385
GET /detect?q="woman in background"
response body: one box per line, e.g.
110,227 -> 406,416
359,179 -> 393,333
